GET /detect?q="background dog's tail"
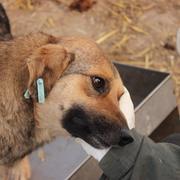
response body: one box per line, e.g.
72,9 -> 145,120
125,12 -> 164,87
0,3 -> 12,41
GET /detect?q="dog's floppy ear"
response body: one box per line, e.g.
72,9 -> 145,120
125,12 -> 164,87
27,44 -> 74,99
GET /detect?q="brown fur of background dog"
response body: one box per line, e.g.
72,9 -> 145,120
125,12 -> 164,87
0,32 -> 127,179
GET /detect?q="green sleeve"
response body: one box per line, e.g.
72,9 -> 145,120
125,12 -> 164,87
99,129 -> 180,180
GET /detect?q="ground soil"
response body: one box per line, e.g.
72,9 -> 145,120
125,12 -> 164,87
1,0 -> 180,111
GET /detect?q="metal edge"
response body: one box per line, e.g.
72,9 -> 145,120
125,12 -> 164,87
113,61 -> 169,75
134,75 -> 173,112
135,77 -> 177,135
65,155 -> 91,180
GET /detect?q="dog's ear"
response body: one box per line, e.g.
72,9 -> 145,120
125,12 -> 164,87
27,44 -> 74,99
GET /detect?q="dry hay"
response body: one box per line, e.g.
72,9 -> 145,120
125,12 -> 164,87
96,0 -> 180,111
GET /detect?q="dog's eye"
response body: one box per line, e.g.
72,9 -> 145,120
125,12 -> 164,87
91,76 -> 106,93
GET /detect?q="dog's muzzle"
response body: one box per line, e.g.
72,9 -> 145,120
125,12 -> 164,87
62,105 -> 133,148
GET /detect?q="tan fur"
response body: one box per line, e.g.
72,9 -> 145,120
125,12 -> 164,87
0,33 -> 125,179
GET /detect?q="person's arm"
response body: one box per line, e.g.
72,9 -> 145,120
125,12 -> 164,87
99,129 -> 180,180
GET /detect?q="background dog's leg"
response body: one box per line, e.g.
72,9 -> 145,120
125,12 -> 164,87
0,156 -> 31,180
0,3 -> 12,41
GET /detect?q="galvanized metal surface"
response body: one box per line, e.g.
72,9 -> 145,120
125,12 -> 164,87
135,76 -> 177,135
29,62 -> 177,180
30,138 -> 88,180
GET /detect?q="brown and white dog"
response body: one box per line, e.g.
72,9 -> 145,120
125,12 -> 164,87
0,32 -> 132,179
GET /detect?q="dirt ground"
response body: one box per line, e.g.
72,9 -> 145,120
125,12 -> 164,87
1,0 -> 180,111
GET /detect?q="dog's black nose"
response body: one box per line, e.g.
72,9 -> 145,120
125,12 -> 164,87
118,129 -> 134,146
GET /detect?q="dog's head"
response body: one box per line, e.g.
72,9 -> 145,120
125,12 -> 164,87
26,36 -> 133,148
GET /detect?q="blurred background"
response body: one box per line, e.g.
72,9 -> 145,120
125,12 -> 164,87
0,0 -> 180,112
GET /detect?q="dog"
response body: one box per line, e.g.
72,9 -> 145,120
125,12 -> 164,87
0,32 -> 133,179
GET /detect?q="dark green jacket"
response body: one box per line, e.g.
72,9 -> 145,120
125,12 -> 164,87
99,130 -> 180,180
